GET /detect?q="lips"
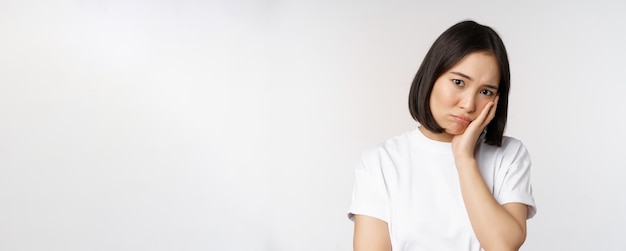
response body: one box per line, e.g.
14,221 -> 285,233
452,115 -> 472,125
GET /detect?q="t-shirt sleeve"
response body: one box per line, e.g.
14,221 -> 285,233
495,141 -> 537,219
347,151 -> 390,223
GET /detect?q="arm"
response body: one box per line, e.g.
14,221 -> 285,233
455,157 -> 528,250
452,98 -> 529,250
353,215 -> 391,251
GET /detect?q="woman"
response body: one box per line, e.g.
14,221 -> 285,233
348,20 -> 536,251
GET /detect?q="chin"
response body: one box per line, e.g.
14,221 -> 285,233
445,126 -> 467,136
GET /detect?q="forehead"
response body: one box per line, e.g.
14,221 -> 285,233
447,52 -> 500,86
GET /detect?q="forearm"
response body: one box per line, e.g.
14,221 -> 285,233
455,158 -> 526,251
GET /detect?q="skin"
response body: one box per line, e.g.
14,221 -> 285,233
354,52 -> 529,251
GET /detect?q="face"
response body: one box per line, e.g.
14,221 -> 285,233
422,51 -> 500,142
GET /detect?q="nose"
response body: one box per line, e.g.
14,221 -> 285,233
459,93 -> 476,113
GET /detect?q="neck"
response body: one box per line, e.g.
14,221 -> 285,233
418,126 -> 454,142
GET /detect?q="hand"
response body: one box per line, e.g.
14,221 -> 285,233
452,96 -> 499,160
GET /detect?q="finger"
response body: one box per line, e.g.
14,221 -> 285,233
463,102 -> 492,134
484,96 -> 499,126
475,100 -> 495,127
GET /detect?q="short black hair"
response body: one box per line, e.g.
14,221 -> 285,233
408,20 -> 510,146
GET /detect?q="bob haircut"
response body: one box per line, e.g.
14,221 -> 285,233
408,20 -> 510,146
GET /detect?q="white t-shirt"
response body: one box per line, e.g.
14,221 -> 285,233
348,128 -> 536,251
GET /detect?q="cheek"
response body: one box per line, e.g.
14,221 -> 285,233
476,98 -> 494,112
433,86 -> 457,107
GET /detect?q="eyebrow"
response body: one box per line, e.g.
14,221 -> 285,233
451,71 -> 472,80
450,71 -> 499,90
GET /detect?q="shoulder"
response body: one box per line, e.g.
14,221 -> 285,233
480,136 -> 528,153
501,136 -> 526,150
480,136 -> 531,166
359,130 -> 415,169
502,136 -> 531,159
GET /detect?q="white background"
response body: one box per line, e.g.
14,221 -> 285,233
1,0 -> 625,250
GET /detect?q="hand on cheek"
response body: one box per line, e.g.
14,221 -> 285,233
452,96 -> 499,160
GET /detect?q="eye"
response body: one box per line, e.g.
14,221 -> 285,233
480,89 -> 494,96
452,79 -> 464,86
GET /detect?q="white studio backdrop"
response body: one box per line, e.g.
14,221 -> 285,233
1,0 -> 625,250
